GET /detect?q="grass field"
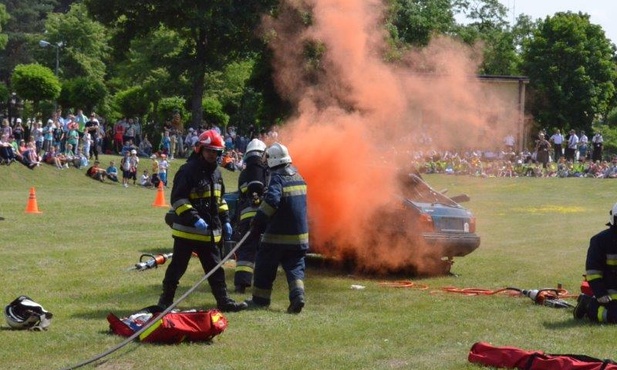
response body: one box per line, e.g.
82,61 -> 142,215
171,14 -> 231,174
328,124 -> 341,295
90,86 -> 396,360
1,155 -> 615,370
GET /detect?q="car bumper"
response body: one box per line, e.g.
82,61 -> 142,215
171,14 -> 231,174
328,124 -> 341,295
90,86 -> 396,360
422,232 -> 480,257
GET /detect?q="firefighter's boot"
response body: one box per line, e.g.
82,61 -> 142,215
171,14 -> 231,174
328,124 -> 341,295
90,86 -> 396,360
213,288 -> 248,312
157,284 -> 177,309
573,293 -> 592,320
287,295 -> 305,314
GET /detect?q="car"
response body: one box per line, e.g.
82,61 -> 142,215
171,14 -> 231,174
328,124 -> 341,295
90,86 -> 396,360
223,173 -> 480,276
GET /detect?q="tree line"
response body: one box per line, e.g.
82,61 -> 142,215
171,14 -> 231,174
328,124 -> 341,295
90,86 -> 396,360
0,0 -> 615,151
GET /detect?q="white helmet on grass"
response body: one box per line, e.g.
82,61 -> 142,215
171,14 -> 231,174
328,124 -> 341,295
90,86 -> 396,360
4,296 -> 53,330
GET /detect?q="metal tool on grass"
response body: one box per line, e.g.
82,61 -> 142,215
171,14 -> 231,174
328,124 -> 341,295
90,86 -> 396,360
62,231 -> 252,370
128,253 -> 173,271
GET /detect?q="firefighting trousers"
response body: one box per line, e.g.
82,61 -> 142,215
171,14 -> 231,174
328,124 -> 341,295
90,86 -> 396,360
162,238 -> 228,297
252,244 -> 306,306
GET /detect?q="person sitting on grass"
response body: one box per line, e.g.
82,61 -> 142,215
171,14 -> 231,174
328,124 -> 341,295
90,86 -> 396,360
140,169 -> 153,188
106,160 -> 119,182
20,141 -> 41,169
85,160 -> 107,182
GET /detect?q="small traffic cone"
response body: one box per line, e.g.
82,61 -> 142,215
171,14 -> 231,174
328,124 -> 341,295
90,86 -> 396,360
25,187 -> 42,214
152,182 -> 170,207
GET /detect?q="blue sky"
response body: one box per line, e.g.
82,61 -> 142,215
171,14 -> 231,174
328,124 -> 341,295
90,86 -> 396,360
498,0 -> 617,44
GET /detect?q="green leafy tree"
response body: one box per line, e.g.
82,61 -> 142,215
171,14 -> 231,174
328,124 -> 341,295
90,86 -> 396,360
61,76 -> 107,114
0,0 -> 57,82
387,0 -> 457,47
202,96 -> 229,128
84,0 -> 277,128
42,3 -> 110,81
113,86 -> 151,122
522,12 -> 617,133
11,63 -> 60,110
0,4 -> 9,51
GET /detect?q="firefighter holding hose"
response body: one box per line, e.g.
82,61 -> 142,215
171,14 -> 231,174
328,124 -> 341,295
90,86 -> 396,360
158,129 -> 247,312
244,142 -> 309,314
574,203 -> 617,322
233,138 -> 268,293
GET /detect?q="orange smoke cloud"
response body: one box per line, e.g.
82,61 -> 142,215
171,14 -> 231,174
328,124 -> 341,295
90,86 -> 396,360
262,0 -> 518,274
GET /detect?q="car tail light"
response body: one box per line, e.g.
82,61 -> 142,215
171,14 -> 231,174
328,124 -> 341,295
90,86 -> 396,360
467,216 -> 476,233
419,213 -> 434,231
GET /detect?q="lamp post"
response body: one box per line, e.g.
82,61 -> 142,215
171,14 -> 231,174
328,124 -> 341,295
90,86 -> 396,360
39,40 -> 63,110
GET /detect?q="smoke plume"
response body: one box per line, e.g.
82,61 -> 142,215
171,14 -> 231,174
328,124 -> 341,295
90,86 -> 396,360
261,0 -> 517,275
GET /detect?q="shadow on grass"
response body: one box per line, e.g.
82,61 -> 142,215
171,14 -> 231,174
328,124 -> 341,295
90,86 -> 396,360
543,318 -> 599,329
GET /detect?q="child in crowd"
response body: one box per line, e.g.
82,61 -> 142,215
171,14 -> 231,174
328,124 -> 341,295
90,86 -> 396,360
85,160 -> 107,182
106,161 -> 119,182
158,153 -> 169,186
140,170 -> 153,188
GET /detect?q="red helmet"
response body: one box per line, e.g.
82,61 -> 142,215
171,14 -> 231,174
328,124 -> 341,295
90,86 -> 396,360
195,130 -> 224,153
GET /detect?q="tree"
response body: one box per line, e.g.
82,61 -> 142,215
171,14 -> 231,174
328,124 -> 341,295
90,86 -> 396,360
386,0 -> 457,47
61,76 -> 107,114
84,0 -> 278,128
42,3 -> 110,81
11,63 -> 60,110
522,12 -> 617,133
0,0 -> 57,82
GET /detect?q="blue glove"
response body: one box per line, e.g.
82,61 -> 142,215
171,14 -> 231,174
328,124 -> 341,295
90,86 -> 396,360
194,218 -> 208,231
223,222 -> 233,241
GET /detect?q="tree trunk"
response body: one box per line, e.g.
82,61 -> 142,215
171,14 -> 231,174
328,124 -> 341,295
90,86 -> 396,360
190,29 -> 207,129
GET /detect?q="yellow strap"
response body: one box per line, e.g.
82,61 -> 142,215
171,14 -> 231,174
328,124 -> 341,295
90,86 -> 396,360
139,319 -> 162,341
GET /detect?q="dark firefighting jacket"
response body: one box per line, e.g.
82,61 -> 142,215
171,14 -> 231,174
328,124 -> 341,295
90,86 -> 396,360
252,164 -> 309,250
168,154 -> 230,243
586,225 -> 617,299
235,154 -> 268,228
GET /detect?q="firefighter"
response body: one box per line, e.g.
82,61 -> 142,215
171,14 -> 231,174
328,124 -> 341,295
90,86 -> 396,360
574,203 -> 617,322
158,129 -> 247,312
233,138 -> 268,293
244,142 -> 309,314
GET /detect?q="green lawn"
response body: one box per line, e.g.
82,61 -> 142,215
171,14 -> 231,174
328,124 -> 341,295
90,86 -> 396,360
0,157 -> 613,370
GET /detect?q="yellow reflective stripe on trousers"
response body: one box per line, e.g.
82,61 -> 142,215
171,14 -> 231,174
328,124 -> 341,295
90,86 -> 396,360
253,287 -> 272,300
236,265 -> 254,273
261,233 -> 309,244
139,319 -> 163,341
598,305 -> 608,322
289,279 -> 304,290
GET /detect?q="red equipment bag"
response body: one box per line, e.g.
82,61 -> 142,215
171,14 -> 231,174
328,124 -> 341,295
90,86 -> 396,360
469,342 -> 617,370
107,305 -> 228,343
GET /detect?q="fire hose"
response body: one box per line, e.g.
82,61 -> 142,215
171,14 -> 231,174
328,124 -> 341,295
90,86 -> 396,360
61,231 -> 252,370
379,281 -> 576,308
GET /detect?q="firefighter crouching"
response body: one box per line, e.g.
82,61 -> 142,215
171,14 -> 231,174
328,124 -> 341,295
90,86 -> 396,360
158,129 -> 247,313
244,142 -> 309,314
574,203 -> 617,322
233,138 -> 268,293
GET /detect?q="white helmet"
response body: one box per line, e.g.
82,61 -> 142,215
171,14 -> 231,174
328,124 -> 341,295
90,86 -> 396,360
246,139 -> 266,155
610,203 -> 617,226
265,142 -> 292,168
4,296 -> 53,330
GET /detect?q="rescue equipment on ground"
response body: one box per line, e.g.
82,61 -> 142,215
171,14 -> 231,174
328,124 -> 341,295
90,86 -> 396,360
62,231 -> 253,370
4,296 -> 53,331
468,341 -> 617,369
107,305 -> 227,343
379,281 -> 576,308
128,253 -> 173,271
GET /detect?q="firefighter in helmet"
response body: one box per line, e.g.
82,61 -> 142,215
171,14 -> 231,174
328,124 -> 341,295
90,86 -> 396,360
244,142 -> 309,314
233,138 -> 268,293
574,202 -> 617,322
158,129 -> 247,312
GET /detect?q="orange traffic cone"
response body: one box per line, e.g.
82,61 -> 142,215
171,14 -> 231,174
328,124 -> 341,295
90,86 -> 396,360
25,187 -> 42,214
152,182 -> 170,207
